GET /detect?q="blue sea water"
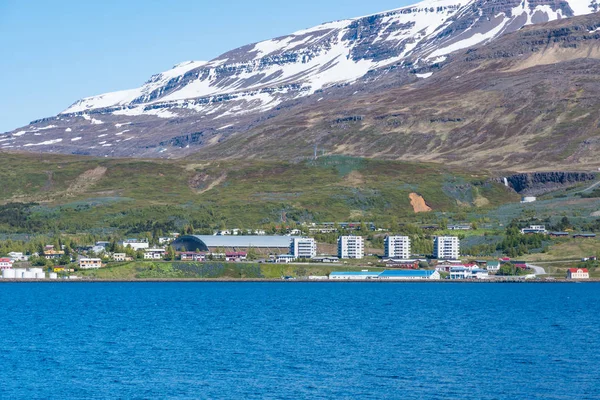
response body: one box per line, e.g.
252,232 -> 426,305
0,282 -> 599,399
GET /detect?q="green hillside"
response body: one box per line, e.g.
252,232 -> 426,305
0,152 -> 518,234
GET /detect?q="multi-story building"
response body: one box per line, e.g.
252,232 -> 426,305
119,239 -> 150,251
433,236 -> 460,260
384,236 -> 411,259
79,258 -> 102,269
290,237 -> 317,260
144,248 -> 166,260
0,258 -> 14,270
338,236 -> 364,259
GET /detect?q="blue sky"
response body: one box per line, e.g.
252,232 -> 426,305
0,0 -> 414,132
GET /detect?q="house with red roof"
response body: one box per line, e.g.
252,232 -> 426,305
0,258 -> 13,270
566,268 -> 589,280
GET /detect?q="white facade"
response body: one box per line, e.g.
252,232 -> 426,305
8,252 -> 28,262
290,237 -> 317,259
276,254 -> 295,263
338,236 -> 364,259
144,249 -> 166,260
384,236 -> 411,259
79,258 -> 102,269
433,236 -> 460,260
567,269 -> 590,279
119,239 -> 149,251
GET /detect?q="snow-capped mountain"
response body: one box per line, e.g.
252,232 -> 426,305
3,0 -> 598,158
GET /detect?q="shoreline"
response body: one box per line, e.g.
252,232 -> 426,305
0,278 -> 598,283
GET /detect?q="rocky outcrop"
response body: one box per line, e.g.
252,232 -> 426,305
502,172 -> 597,194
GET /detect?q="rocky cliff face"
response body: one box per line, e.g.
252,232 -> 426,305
1,0 -> 598,161
502,172 -> 596,194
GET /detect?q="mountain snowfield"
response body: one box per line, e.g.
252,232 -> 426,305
3,0 -> 599,157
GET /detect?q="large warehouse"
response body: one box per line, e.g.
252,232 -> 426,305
172,235 -> 292,254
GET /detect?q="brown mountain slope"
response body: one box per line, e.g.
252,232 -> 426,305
192,13 -> 600,172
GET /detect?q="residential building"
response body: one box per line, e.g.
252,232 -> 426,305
144,248 -> 166,260
486,261 -> 500,272
79,258 -> 102,269
384,236 -> 411,259
112,253 -> 130,262
567,268 -> 590,279
448,224 -> 472,230
338,236 -> 364,259
0,258 -> 13,270
119,239 -> 150,251
8,252 -> 28,262
179,252 -> 206,262
225,252 -> 247,262
44,249 -> 65,260
378,270 -> 440,280
290,237 -> 317,259
433,236 -> 460,260
521,225 -> 547,234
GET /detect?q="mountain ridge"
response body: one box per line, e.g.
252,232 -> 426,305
2,0 -> 599,168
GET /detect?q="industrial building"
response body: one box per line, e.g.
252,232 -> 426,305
338,236 -> 364,259
329,270 -> 440,280
433,236 -> 460,260
172,235 -> 291,254
384,236 -> 411,259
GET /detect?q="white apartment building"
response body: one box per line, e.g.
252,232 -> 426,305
290,237 -> 317,259
338,236 -> 364,259
384,236 -> 411,259
433,236 -> 460,260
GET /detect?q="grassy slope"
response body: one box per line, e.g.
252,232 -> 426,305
77,261 -> 386,280
0,152 -> 518,232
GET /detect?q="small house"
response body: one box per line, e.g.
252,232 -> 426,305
566,268 -> 590,279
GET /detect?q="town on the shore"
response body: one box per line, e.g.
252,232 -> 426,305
0,222 -> 592,281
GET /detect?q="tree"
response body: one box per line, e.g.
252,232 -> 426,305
165,245 -> 175,261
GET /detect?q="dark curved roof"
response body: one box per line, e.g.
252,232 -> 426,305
172,235 -> 291,251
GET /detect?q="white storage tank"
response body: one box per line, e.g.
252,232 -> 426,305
22,271 -> 35,279
35,272 -> 46,279
28,268 -> 43,274
49,273 -> 58,280
2,269 -> 16,279
13,268 -> 26,278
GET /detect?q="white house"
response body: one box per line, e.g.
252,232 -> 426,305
8,252 -> 28,262
144,248 -> 166,260
338,236 -> 364,259
79,258 -> 102,269
434,236 -> 460,260
384,236 -> 411,259
566,268 -> 590,279
290,237 -> 317,259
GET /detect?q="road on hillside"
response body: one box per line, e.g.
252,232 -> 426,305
526,263 -> 547,275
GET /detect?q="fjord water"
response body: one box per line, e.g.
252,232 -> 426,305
1,283 -> 598,399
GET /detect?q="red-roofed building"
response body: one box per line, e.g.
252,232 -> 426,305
0,258 -> 13,270
567,268 -> 589,279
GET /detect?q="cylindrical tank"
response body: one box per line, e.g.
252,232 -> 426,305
2,269 -> 16,279
22,271 -> 35,279
13,268 -> 25,278
35,272 -> 46,279
28,268 -> 43,274
49,273 -> 58,279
